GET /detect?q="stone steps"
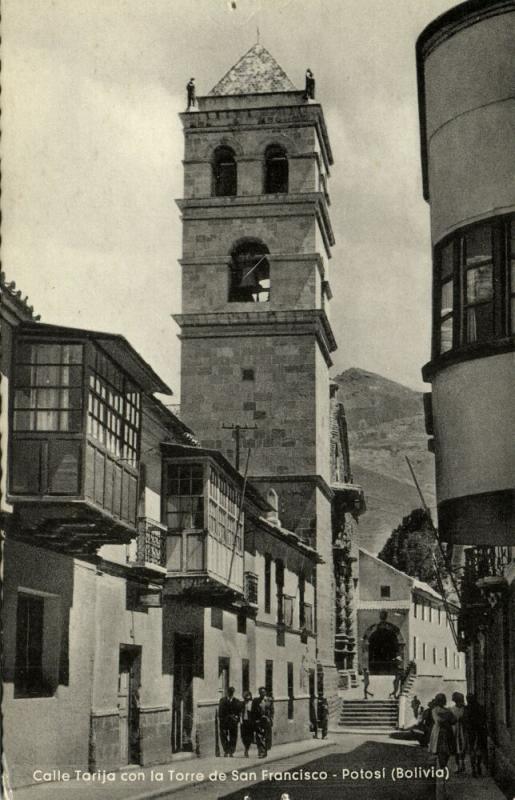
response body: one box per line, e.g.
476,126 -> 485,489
339,698 -> 399,730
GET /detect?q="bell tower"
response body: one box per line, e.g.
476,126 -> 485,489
175,44 -> 339,687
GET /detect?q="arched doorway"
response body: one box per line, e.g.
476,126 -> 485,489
368,627 -> 399,674
362,616 -> 405,675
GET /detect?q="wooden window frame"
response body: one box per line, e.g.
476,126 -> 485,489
433,214 -> 514,358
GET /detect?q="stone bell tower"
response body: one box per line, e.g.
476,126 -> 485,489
175,44 -> 339,691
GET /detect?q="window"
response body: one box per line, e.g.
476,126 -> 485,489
283,596 -> 295,628
380,585 -> 391,598
299,575 -> 305,627
15,594 -> 50,697
433,215 -> 515,356
287,662 -> 294,719
276,560 -> 285,626
264,554 -> 271,613
237,611 -> 247,634
444,647 -> 449,668
303,603 -> 314,633
87,348 -> 140,466
414,600 -> 418,619
242,368 -> 255,381
264,145 -> 288,194
413,636 -> 417,659
229,241 -> 270,303
265,660 -> 273,695
433,647 -> 437,665
211,607 -> 223,629
208,467 -> 242,551
212,146 -> 237,197
13,342 -> 83,432
242,659 -> 250,694
166,463 -> 204,530
438,608 -> 442,625
428,605 -> 433,623
422,642 -> 427,660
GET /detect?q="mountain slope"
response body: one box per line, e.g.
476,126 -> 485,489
334,368 -> 435,554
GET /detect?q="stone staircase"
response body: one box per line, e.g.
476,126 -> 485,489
338,698 -> 399,732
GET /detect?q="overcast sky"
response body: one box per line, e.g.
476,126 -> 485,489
3,0 -> 457,394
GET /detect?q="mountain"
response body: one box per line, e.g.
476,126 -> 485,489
333,368 -> 435,554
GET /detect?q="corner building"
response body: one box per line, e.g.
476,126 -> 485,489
417,1 -> 515,791
175,45 -> 340,698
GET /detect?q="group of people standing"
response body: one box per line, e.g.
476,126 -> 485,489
411,691 -> 488,777
218,687 -> 274,759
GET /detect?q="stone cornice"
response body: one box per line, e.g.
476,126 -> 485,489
172,309 -> 337,366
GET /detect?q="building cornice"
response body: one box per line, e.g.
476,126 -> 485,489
422,336 -> 515,382
172,309 -> 337,366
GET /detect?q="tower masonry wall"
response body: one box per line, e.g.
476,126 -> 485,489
180,333 -> 319,477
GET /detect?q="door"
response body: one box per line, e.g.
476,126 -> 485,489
118,646 -> 141,766
172,635 -> 194,752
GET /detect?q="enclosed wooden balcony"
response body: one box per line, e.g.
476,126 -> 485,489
8,324 -> 171,554
162,446 -> 250,602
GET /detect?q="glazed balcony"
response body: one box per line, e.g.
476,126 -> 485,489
244,571 -> 258,607
8,325 -> 170,554
163,453 -> 245,601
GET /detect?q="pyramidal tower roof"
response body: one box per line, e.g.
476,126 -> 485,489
209,43 -> 297,96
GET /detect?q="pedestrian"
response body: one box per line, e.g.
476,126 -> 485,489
362,668 -> 374,699
389,661 -> 403,699
429,694 -> 456,767
266,691 -> 275,752
251,686 -> 273,758
450,691 -> 467,773
411,694 -> 421,719
218,686 -> 240,757
309,692 -> 318,737
464,693 -> 487,777
429,694 -> 456,800
240,690 -> 254,757
317,692 -> 329,739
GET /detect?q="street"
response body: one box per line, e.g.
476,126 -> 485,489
159,734 -> 436,800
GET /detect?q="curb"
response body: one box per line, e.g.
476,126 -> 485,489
127,739 -> 333,800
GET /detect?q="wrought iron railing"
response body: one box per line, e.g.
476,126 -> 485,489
244,571 -> 258,606
135,518 -> 167,568
464,546 -> 511,583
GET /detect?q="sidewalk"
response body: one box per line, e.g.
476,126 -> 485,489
7,737 -> 332,800
443,768 -> 508,800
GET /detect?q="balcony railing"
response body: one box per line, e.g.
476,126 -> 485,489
244,571 -> 258,606
464,546 -> 512,584
128,518 -> 167,573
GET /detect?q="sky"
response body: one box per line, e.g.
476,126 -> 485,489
3,0 -> 458,394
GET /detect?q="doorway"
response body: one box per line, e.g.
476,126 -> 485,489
368,627 -> 400,674
118,645 -> 141,766
172,634 -> 194,752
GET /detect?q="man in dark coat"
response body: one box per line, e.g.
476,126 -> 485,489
251,686 -> 273,757
218,687 -> 240,756
186,78 -> 196,109
317,692 -> 329,739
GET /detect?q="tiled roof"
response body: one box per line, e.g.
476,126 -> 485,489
209,43 -> 296,96
0,271 -> 40,321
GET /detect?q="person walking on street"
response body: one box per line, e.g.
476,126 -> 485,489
218,687 -> 240,757
451,691 -> 467,773
464,693 -> 487,777
362,668 -> 374,699
411,694 -> 421,719
317,692 -> 329,739
251,687 -> 273,758
389,658 -> 404,699
309,692 -> 318,737
429,693 -> 456,800
240,690 -> 254,757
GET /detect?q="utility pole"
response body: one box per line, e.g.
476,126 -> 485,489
222,423 -> 257,471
